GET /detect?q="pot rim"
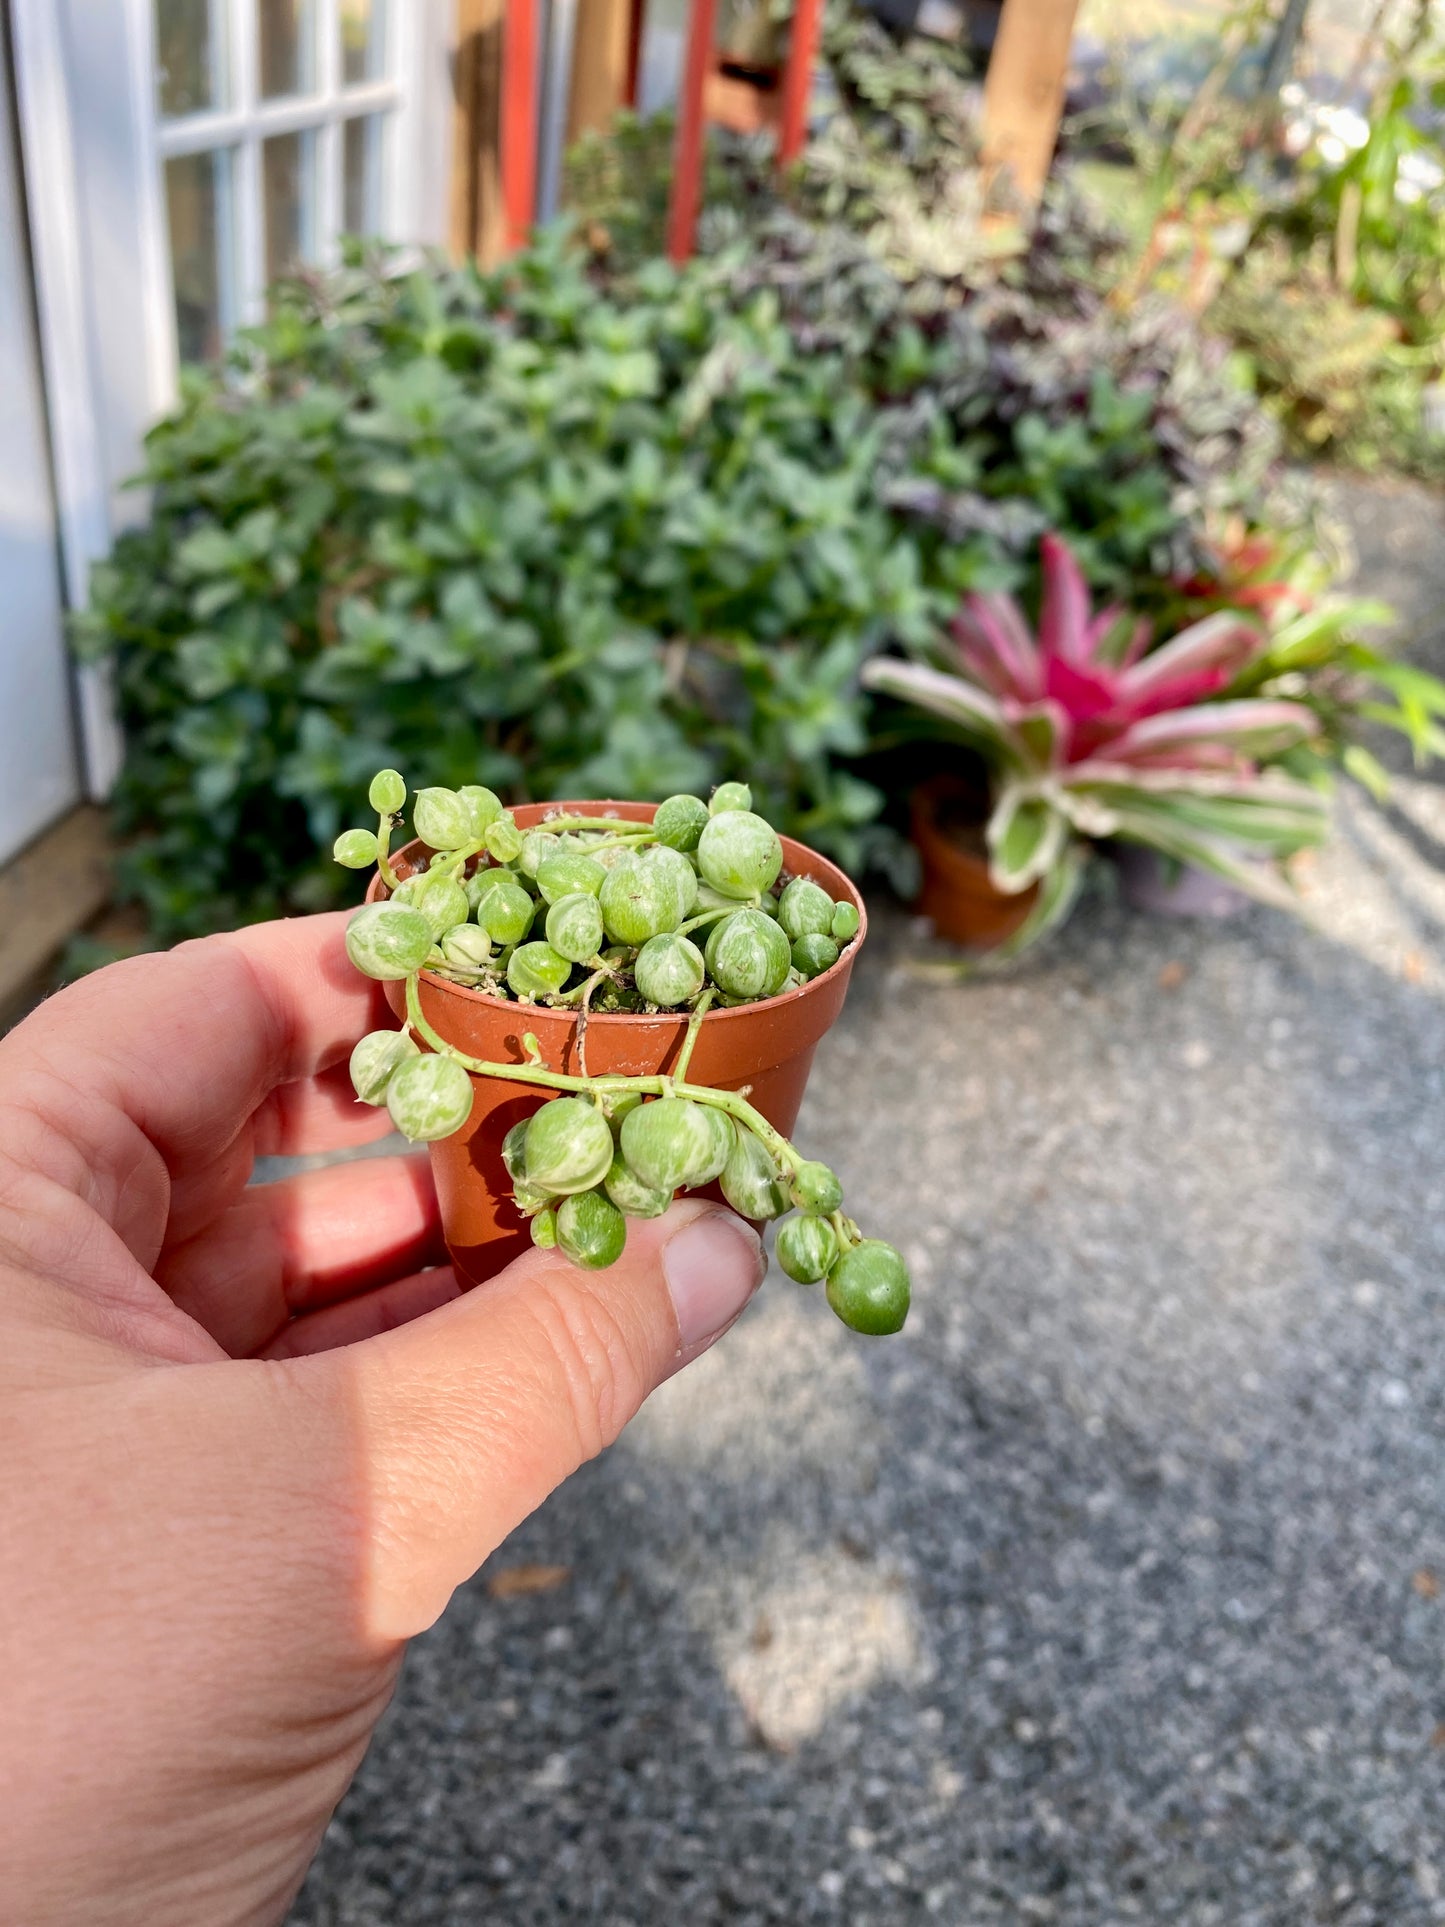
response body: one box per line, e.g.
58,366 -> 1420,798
367,799 -> 868,1029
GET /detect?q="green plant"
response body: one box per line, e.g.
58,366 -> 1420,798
1079,0 -> 1445,478
1208,237 -> 1413,461
76,235 -> 927,939
337,773 -> 908,1335
85,0 -> 1319,944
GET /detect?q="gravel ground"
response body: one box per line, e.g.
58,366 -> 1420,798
290,479 -> 1445,1926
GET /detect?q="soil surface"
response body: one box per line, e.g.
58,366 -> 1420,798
289,476 -> 1445,1926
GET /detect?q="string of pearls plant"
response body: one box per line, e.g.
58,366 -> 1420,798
336,772 -> 910,1335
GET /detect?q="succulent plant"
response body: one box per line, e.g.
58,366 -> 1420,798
334,775 -> 909,1336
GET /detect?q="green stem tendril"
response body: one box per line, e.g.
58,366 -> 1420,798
537,817 -> 656,841
434,842 -> 485,879
404,976 -> 803,1170
556,961 -> 614,1005
675,902 -> 746,940
672,988 -> 714,1084
570,967 -> 610,1080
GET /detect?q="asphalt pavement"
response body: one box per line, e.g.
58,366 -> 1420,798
290,477 -> 1445,1926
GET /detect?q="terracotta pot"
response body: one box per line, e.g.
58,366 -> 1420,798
909,777 -> 1039,951
369,802 -> 866,1288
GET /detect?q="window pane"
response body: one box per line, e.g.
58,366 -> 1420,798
258,0 -> 316,99
165,149 -> 234,362
340,0 -> 387,84
156,0 -> 225,117
342,115 -> 385,233
263,131 -> 318,285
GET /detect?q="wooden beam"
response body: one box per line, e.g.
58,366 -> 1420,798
980,0 -> 1081,204
566,0 -> 633,146
667,0 -> 718,264
451,0 -> 508,263
623,0 -> 645,108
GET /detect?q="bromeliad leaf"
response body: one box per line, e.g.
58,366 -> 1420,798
987,787 -> 1069,892
861,656 -> 1024,765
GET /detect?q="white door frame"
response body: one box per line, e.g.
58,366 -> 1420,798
9,0 -> 457,801
9,0 -> 141,797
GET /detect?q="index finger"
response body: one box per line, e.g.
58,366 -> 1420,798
0,912 -> 391,1252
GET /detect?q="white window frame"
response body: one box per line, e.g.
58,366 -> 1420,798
153,0 -> 430,348
11,0 -> 454,797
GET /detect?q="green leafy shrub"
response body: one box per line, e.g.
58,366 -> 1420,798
84,7 -> 1313,942
79,236 -> 930,937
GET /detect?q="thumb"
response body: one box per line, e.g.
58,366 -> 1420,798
300,1200 -> 765,1641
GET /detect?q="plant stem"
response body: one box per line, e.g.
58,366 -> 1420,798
404,975 -> 803,1170
673,988 -> 714,1083
676,901 -> 752,939
534,816 -> 656,840
376,812 -> 400,893
564,965 -> 615,1079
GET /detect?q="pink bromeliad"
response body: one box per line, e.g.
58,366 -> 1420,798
863,535 -> 1328,935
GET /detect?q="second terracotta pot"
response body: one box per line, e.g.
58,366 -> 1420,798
373,801 -> 866,1287
910,777 -> 1039,951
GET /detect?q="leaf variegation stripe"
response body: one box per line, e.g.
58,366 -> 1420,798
1103,699 -> 1319,765
1069,779 -> 1329,850
986,784 -> 1069,892
1120,612 -> 1269,700
1103,814 -> 1299,907
861,656 -> 1027,767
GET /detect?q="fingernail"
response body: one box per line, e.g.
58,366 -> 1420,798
664,1210 -> 766,1353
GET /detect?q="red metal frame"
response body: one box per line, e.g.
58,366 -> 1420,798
666,0 -> 719,263
501,0 -> 538,252
777,0 -> 823,167
666,0 -> 821,262
497,0 -> 819,265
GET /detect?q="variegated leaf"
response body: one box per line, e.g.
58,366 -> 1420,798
987,785 -> 1070,892
1102,699 -> 1319,766
862,657 -> 1027,768
1120,612 -> 1270,703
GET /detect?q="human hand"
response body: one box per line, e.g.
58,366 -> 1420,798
0,914 -> 764,1925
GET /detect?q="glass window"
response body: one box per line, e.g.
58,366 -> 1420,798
156,0 -> 225,118
258,0 -> 316,100
263,131 -> 318,284
342,115 -> 386,234
165,149 -> 235,362
340,0 -> 388,86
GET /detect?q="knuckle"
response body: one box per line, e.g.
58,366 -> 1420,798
521,1267 -> 652,1464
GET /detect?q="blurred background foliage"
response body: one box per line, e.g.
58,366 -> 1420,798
83,0 -> 1441,942
1069,0 -> 1445,475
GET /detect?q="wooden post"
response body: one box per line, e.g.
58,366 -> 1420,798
566,0 -> 634,145
667,0 -> 718,264
501,0 -> 538,251
451,0 -> 508,263
776,0 -> 823,168
980,0 -> 1082,204
623,0 -> 646,108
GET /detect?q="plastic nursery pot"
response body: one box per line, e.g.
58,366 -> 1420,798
369,801 -> 868,1289
909,776 -> 1040,952
1112,844 -> 1252,921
